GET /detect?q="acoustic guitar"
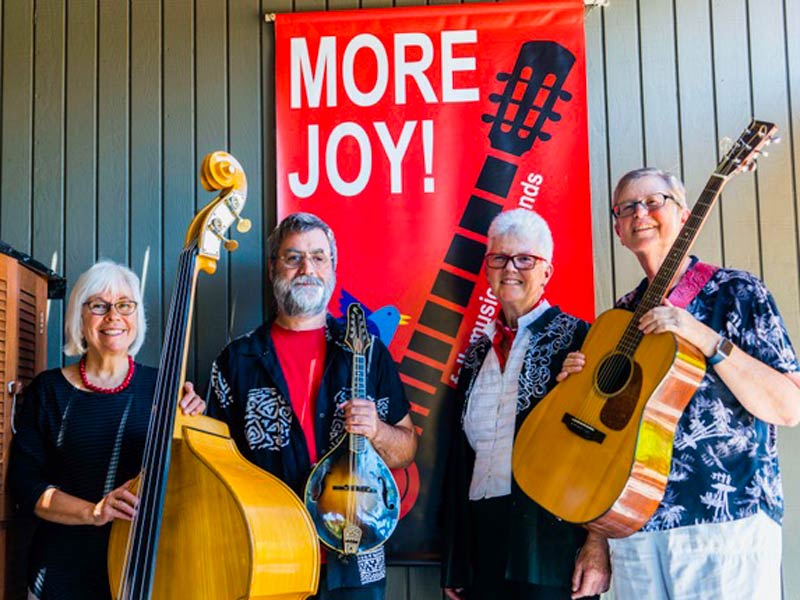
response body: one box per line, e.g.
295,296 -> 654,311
304,303 -> 400,555
512,120 -> 778,538
107,152 -> 319,599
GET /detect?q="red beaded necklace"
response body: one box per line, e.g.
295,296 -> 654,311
79,355 -> 135,394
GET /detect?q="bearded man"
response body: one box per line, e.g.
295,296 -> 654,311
206,212 -> 416,600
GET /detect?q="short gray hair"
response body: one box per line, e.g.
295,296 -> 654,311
612,167 -> 687,208
487,209 -> 554,262
267,212 -> 338,269
63,260 -> 147,357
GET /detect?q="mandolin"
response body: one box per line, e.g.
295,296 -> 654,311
304,303 -> 400,555
512,120 -> 778,538
107,152 -> 319,598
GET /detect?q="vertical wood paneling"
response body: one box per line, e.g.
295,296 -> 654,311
162,0 -> 195,374
32,0 -> 65,368
711,0 -> 759,274
408,565 -> 442,599
130,0 -> 162,365
639,0 -> 681,171
603,0 -> 645,297
385,566 -> 409,600
193,0 -> 229,385
0,0 -> 33,251
96,1 -> 129,263
675,0 -> 722,266
228,0 -> 266,340
747,0 -> 800,338
585,6 -> 614,312
784,0 -> 800,595
1,1 -> 800,598
262,0 -> 292,317
64,1 -> 97,294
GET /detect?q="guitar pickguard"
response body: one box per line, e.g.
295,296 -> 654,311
600,361 -> 643,431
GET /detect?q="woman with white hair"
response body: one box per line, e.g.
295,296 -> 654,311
441,209 -> 610,600
9,260 -> 205,599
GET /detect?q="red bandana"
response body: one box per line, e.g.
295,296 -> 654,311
492,319 -> 516,372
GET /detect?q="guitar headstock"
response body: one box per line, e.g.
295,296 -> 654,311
185,151 -> 251,275
344,303 -> 372,356
716,119 -> 778,179
481,41 -> 575,156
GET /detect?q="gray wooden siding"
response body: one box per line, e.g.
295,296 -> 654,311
0,1 -> 798,598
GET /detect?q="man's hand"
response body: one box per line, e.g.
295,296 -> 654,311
180,381 -> 207,416
571,532 -> 611,599
343,398 -> 379,440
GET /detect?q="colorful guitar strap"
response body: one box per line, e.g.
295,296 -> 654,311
667,260 -> 719,309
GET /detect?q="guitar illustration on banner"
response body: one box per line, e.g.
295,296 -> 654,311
511,120 -> 778,538
393,41 -> 577,519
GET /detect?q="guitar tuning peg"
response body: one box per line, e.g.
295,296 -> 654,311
771,136 -> 782,145
719,136 -> 733,155
759,150 -> 769,158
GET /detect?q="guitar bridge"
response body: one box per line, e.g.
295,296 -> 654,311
342,523 -> 362,555
562,413 -> 605,444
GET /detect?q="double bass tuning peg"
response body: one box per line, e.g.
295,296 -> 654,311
226,193 -> 252,233
209,217 -> 239,252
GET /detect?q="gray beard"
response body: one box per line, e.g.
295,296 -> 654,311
273,273 -> 335,318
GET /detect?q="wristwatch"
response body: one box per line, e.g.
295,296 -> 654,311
707,336 -> 734,366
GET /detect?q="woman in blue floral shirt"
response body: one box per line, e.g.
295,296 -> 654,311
560,168 -> 800,599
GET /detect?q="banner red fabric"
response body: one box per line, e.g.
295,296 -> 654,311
275,1 -> 593,559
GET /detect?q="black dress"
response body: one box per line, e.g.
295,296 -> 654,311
9,364 -> 157,600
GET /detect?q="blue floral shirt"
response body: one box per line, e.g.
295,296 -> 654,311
617,260 -> 799,531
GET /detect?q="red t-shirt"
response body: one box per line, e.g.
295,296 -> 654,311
271,323 -> 327,464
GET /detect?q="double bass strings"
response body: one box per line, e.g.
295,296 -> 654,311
119,243 -> 196,598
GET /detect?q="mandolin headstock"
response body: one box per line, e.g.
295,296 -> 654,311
344,303 -> 372,356
185,151 -> 251,275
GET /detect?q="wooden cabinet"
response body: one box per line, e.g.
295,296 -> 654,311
0,248 -> 63,599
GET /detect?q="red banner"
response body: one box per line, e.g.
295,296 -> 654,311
275,1 -> 593,559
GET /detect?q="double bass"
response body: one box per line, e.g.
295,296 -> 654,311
107,152 -> 319,598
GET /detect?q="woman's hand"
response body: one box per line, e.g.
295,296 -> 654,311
93,479 -> 138,525
444,587 -> 466,600
637,298 -> 718,355
179,381 -> 206,415
557,351 -> 587,382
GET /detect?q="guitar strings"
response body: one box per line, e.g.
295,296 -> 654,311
578,170 -> 733,424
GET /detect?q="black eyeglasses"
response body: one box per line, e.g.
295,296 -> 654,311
484,253 -> 547,271
612,193 -> 680,218
275,251 -> 331,269
83,300 -> 138,316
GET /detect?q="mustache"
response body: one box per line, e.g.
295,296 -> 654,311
291,275 -> 324,287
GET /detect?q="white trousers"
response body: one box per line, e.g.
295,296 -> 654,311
608,511 -> 782,600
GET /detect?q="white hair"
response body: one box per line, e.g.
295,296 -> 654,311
487,209 -> 554,262
612,167 -> 687,208
63,260 -> 147,357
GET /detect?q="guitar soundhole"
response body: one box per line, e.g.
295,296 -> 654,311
595,353 -> 633,396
